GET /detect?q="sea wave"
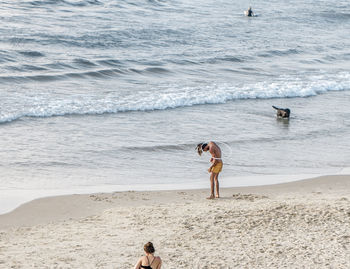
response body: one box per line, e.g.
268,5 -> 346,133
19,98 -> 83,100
27,0 -> 103,7
0,72 -> 349,124
0,66 -> 170,82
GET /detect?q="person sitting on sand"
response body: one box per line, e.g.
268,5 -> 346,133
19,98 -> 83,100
134,242 -> 162,269
196,141 -> 223,199
245,6 -> 254,17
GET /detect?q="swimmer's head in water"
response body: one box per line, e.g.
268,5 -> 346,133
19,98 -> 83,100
196,143 -> 208,156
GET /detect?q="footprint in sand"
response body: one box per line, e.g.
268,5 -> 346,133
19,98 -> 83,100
232,193 -> 268,202
89,195 -> 112,203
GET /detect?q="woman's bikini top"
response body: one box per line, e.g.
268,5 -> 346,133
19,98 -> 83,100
140,256 -> 155,269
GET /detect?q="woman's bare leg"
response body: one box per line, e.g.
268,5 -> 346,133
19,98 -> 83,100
214,173 -> 220,198
207,173 -> 216,199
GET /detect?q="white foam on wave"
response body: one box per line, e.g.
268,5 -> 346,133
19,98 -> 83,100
1,72 -> 349,123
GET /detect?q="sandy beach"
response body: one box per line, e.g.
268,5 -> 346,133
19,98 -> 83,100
1,0 -> 349,268
1,175 -> 350,268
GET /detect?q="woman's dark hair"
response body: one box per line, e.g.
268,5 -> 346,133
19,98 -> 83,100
196,143 -> 208,156
144,242 -> 155,254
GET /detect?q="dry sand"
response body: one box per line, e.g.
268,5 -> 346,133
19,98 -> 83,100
0,175 -> 350,268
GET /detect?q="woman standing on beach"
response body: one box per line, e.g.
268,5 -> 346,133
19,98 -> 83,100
196,141 -> 223,199
134,242 -> 162,269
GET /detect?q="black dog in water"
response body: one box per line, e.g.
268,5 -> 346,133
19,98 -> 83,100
272,106 -> 290,118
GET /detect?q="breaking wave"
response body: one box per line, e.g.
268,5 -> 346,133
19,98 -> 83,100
0,72 -> 349,123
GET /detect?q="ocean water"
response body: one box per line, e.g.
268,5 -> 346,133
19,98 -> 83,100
0,0 -> 350,212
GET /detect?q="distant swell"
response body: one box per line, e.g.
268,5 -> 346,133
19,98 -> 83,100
120,143 -> 192,152
0,72 -> 349,124
18,51 -> 45,57
258,49 -> 301,58
28,0 -> 102,7
0,66 -> 172,82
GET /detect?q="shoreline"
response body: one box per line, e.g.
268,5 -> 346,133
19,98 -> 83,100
1,174 -> 349,229
0,173 -> 331,215
1,174 -> 350,268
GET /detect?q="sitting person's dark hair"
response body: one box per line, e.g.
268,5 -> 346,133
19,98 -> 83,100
144,242 -> 155,254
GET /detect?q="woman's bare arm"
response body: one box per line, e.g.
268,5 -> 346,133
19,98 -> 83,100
156,258 -> 162,269
134,258 -> 142,269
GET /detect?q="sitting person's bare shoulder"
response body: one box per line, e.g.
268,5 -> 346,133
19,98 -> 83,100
139,256 -> 148,263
